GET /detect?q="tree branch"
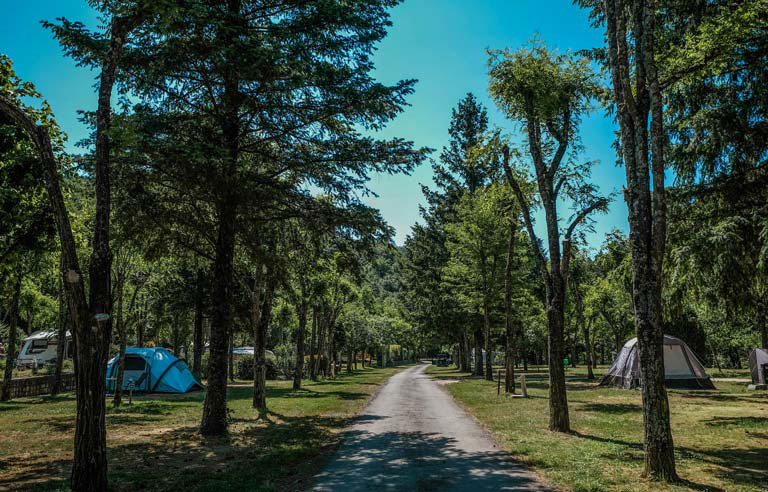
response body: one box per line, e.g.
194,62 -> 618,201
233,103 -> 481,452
564,197 -> 610,242
502,145 -> 550,282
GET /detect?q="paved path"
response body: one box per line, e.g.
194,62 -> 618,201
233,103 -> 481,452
310,363 -> 551,491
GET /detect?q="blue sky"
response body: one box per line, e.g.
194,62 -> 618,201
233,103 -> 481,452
2,0 -> 628,250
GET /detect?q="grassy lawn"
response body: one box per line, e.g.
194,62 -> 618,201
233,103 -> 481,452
0,364 -> 408,492
427,364 -> 767,492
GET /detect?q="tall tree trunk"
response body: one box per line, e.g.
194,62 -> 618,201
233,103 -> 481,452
473,326 -> 484,377
200,0 -> 242,435
602,0 -> 677,479
347,347 -> 353,374
547,279 -> 570,432
462,331 -> 471,372
253,270 -> 275,409
193,269 -> 205,377
71,15 -> 142,489
504,217 -> 519,393
52,254 -> 67,396
584,319 -> 594,381
318,316 -> 327,377
309,305 -> 318,381
1,271 -> 22,402
483,302 -> 493,381
228,331 -> 235,382
112,269 -> 126,406
293,297 -> 306,390
759,289 -> 768,349
137,298 -> 146,348
0,96 -> 88,413
200,199 -> 237,436
328,327 -> 337,379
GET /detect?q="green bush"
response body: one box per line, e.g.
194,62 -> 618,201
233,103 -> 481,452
235,355 -> 278,380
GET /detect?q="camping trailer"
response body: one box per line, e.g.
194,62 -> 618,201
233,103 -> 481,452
600,335 -> 715,389
106,347 -> 203,394
16,330 -> 72,369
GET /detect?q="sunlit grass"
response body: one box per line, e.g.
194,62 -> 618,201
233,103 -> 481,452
428,364 -> 766,492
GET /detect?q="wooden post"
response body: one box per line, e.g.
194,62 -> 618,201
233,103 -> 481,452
497,370 -> 502,395
521,374 -> 528,398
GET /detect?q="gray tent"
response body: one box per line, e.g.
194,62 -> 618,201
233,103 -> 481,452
748,348 -> 768,385
600,335 -> 715,390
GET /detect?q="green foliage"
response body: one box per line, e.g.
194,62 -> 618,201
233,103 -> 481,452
488,39 -> 598,131
443,184 -> 510,316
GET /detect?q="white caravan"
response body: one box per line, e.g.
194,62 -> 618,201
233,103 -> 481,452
16,330 -> 72,369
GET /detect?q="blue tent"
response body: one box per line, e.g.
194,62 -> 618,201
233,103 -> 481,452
106,347 -> 203,393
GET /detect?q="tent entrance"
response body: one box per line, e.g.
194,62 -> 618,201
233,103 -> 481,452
122,356 -> 150,391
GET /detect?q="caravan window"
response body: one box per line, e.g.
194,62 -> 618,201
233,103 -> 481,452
29,339 -> 49,354
124,357 -> 147,371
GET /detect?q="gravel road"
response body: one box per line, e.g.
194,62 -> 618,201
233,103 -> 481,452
309,363 -> 551,491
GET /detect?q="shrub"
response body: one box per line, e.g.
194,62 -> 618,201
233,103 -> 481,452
235,355 -> 278,380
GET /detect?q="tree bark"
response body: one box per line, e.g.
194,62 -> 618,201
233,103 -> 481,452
200,199 -> 237,435
193,269 -> 205,378
70,14 -> 144,489
584,318 -> 594,381
504,216 -> 519,393
228,331 -> 235,382
112,268 -> 126,406
473,326 -> 484,377
253,269 -> 275,409
483,303 -> 493,381
293,297 -> 307,390
309,304 -> 318,381
200,0 -> 242,435
51,253 -> 67,396
602,0 -> 677,480
759,289 -> 768,349
546,278 -> 570,431
1,271 -> 22,402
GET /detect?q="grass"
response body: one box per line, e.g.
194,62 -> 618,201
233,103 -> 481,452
427,364 -> 767,492
0,364 -> 409,492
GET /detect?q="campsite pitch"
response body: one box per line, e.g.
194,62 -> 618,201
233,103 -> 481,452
428,365 -> 767,492
0,365 -> 407,491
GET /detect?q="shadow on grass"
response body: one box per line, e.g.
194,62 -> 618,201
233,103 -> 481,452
678,391 -> 768,404
572,431 -> 768,489
0,454 -> 71,491
703,416 -> 768,427
578,402 -> 642,414
10,409 -> 365,492
226,385 -> 368,402
0,393 -> 76,411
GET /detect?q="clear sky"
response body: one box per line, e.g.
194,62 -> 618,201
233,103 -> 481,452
2,0 -> 628,250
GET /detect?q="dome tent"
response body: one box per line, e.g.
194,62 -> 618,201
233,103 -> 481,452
106,347 -> 203,394
600,335 -> 715,390
748,348 -> 768,386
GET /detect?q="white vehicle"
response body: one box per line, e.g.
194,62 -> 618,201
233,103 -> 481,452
16,330 -> 72,369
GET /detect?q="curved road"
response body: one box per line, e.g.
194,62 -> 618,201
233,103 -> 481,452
310,363 -> 551,491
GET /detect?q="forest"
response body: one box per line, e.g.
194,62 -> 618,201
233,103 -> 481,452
1,1 -> 767,491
